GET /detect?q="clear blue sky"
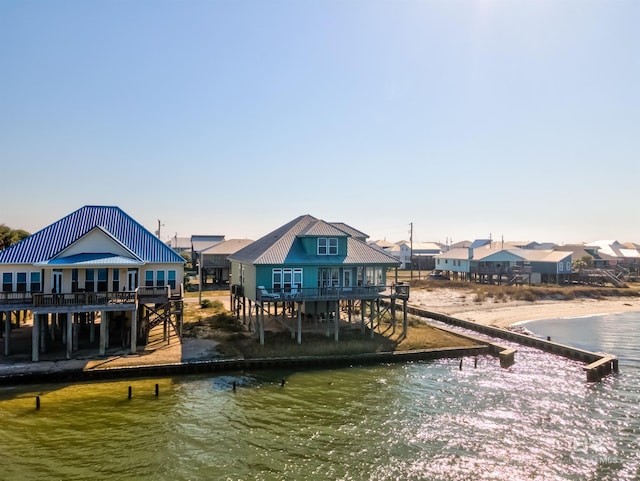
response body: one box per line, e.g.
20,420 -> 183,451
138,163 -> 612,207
1,0 -> 638,245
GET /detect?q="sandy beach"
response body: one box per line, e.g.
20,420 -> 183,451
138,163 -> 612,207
408,287 -> 640,328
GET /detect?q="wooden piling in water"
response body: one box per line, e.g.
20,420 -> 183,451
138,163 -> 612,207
499,348 -> 516,368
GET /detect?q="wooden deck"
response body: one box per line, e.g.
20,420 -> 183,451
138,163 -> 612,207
255,284 -> 410,303
0,285 -> 183,312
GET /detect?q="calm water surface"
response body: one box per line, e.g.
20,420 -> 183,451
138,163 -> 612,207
1,312 -> 639,481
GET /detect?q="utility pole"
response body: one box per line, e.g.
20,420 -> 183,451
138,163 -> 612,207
410,222 -> 413,281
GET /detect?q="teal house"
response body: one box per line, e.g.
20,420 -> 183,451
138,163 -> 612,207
228,215 -> 407,343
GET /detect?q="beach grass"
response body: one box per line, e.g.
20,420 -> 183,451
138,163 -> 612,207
408,279 -> 640,302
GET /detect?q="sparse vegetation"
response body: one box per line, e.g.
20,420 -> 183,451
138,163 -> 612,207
179,276 -> 640,360
181,299 -> 477,359
407,278 -> 640,304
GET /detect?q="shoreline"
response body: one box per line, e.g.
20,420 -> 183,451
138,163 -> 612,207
408,288 -> 640,328
1,289 -> 638,385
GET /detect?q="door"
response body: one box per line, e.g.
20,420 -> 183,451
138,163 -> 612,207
343,269 -> 352,288
127,269 -> 138,290
52,270 -> 63,294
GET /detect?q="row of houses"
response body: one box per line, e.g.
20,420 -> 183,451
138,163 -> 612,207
371,238 -> 640,285
0,206 -> 406,361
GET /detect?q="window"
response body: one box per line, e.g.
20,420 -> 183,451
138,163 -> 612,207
168,270 -> 176,289
85,269 -> 95,292
272,269 -> 283,291
293,269 -> 302,288
240,265 -> 245,286
274,268 -> 303,291
30,272 -> 41,292
2,273 -> 13,292
567,261 -> 571,271
97,268 -> 108,291
364,267 -> 383,286
318,238 -> 338,255
328,238 -> 338,255
16,273 -> 27,292
156,270 -> 165,287
145,271 -> 154,287
112,269 -> 120,292
365,267 -> 374,285
318,238 -> 327,255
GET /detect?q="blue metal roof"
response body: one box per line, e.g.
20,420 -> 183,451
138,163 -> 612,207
0,206 -> 184,265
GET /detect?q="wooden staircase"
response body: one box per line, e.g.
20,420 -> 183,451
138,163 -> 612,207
145,299 -> 183,342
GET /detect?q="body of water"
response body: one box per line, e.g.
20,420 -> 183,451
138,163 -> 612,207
1,312 -> 639,480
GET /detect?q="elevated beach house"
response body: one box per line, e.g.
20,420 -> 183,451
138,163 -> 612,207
0,206 -> 185,361
435,242 -> 573,285
228,215 -> 408,343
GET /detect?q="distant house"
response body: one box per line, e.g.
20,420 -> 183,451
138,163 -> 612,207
370,240 -> 443,269
166,235 -> 191,255
435,241 -> 572,284
199,238 -> 254,286
369,240 -> 405,267
190,235 -> 225,272
586,240 -> 640,269
0,206 -> 185,361
407,241 -> 443,271
228,215 -> 406,343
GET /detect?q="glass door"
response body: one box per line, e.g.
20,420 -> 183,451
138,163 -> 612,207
127,269 -> 138,290
52,270 -> 63,294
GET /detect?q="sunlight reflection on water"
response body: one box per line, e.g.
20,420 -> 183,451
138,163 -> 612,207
1,313 -> 639,480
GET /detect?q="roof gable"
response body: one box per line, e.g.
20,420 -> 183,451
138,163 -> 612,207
297,220 -> 349,237
54,226 -> 141,261
0,205 -> 184,264
329,222 -> 368,240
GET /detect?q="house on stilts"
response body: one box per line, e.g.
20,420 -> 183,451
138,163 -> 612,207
0,205 -> 185,361
228,215 -> 409,344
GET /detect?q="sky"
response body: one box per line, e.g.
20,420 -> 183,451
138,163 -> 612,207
1,0 -> 638,246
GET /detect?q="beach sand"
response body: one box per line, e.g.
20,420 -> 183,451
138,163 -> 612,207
408,287 -> 640,328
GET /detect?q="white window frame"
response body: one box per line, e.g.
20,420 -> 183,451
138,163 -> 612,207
318,238 -> 327,255
318,237 -> 338,255
273,268 -> 303,291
